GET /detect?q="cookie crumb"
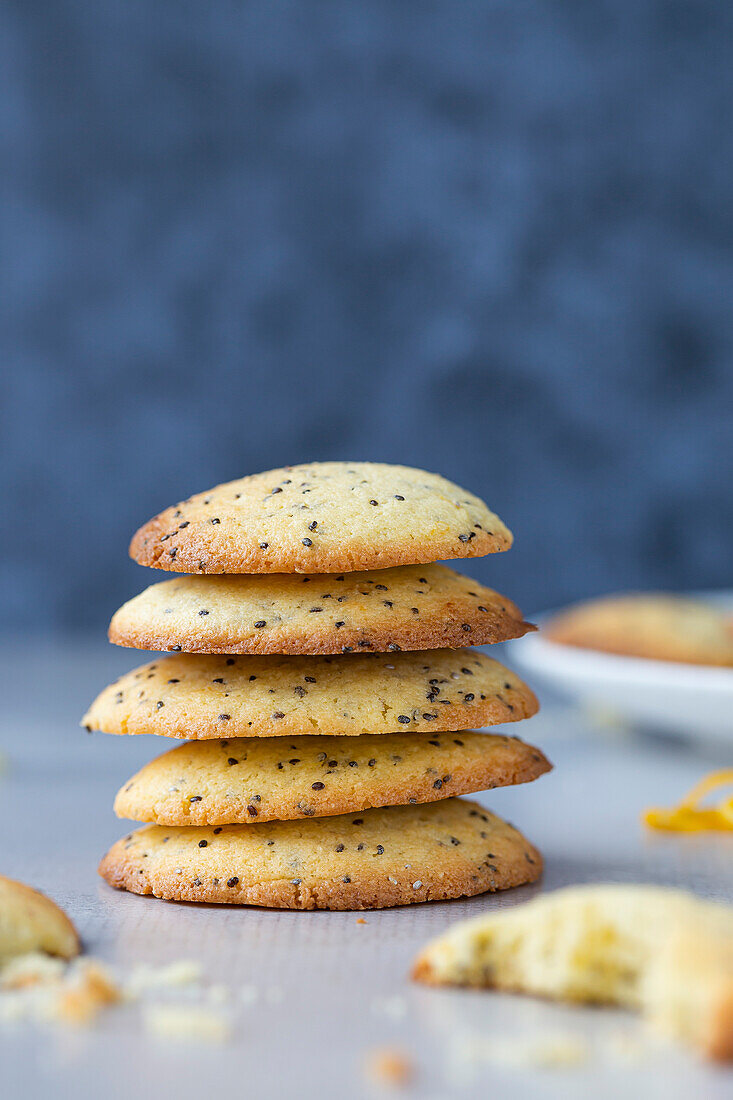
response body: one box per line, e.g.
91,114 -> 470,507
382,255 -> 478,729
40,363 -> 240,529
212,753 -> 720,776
364,1046 -> 414,1088
143,1004 -> 232,1043
0,954 -> 120,1028
52,961 -> 121,1025
0,952 -> 65,990
448,1033 -> 588,1076
126,959 -> 202,996
356,918 -> 367,924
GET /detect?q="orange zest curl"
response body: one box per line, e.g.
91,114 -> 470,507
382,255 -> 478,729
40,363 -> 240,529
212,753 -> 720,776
644,770 -> 733,832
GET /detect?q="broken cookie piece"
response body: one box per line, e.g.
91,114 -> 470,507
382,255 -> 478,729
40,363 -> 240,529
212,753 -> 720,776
412,884 -> 733,1061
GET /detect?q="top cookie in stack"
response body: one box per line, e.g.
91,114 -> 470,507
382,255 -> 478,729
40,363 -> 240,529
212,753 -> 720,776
127,462 -> 513,574
91,463 -> 550,911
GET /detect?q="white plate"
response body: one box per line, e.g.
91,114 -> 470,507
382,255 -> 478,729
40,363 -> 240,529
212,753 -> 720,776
509,591 -> 733,746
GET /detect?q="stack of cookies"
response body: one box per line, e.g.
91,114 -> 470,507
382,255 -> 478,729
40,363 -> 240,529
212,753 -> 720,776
85,463 -> 550,911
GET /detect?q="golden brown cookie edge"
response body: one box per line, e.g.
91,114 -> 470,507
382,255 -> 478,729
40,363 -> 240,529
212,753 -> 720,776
112,735 -> 552,825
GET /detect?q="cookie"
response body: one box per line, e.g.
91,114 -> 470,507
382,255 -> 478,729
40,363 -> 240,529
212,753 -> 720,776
129,462 -> 512,575
108,564 -> 534,655
113,731 -> 552,825
412,884 -> 733,1062
83,648 -> 538,740
545,593 -> 733,667
0,874 -> 80,962
98,798 -> 542,910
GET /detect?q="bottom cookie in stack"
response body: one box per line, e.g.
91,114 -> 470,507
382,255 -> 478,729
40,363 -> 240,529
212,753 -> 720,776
99,798 -> 541,911
100,730 -> 549,910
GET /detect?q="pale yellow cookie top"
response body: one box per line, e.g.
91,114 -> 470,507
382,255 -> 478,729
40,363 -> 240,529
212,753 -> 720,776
99,797 -> 542,911
113,730 -> 552,826
108,564 -> 534,656
546,593 -> 733,667
0,875 -> 80,962
129,462 -> 512,575
84,648 -> 538,740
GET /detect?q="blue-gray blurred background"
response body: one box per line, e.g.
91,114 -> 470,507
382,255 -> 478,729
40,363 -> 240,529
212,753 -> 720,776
2,1 -> 732,633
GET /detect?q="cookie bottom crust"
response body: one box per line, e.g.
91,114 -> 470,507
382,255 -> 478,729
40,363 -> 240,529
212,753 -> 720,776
99,799 -> 542,911
99,855 -> 542,911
